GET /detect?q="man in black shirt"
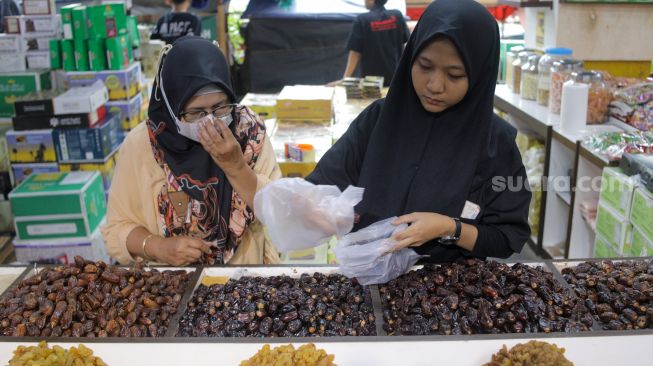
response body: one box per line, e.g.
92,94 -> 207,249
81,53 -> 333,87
151,0 -> 202,45
342,0 -> 410,86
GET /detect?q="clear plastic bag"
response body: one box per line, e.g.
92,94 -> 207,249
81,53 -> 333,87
334,217 -> 422,285
254,178 -> 364,253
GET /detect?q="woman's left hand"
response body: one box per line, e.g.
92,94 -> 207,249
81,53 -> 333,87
198,117 -> 245,174
390,212 -> 456,251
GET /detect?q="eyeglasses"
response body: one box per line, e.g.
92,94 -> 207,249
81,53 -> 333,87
179,104 -> 238,123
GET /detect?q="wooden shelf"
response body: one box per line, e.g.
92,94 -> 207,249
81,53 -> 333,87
498,0 -> 554,8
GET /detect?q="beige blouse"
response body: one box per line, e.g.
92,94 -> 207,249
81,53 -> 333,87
101,122 -> 282,265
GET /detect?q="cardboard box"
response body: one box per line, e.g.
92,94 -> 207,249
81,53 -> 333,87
631,225 -> 653,257
88,38 -> 107,71
0,70 -> 51,117
0,124 -> 11,171
127,15 -> 140,48
6,129 -> 56,163
594,234 -> 621,258
241,93 -> 277,119
87,3 -> 127,39
0,34 -> 21,53
137,24 -> 150,44
13,90 -> 59,117
13,227 -> 109,264
280,243 -> 328,265
4,16 -> 20,34
74,39 -> 89,71
60,4 -> 79,40
18,15 -> 61,37
9,171 -> 106,240
595,203 -> 631,251
630,187 -> 653,241
106,93 -> 141,130
21,36 -> 52,52
61,39 -> 75,71
53,113 -> 121,161
105,34 -> 130,70
59,146 -> 118,191
13,106 -> 107,131
64,62 -> 141,101
0,53 -> 26,73
10,162 -> 59,186
53,80 -> 108,115
599,167 -> 639,218
22,0 -> 56,16
49,39 -> 61,69
276,85 -> 334,121
26,51 -> 50,69
71,6 -> 89,41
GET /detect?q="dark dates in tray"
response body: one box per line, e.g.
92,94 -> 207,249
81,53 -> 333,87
562,259 -> 653,331
0,256 -> 193,338
177,272 -> 376,337
380,259 -> 593,336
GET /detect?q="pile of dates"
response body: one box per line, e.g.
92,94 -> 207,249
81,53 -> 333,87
562,260 -> 653,331
178,272 -> 376,337
0,256 -> 193,338
380,259 -> 593,335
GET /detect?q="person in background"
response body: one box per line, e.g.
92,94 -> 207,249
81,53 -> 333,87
151,0 -> 202,45
341,0 -> 410,86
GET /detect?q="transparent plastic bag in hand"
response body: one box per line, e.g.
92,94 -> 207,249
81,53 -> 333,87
253,178 -> 364,253
335,217 -> 422,285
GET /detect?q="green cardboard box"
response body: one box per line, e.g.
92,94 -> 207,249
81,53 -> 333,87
595,203 -> 631,251
72,6 -> 89,41
87,3 -> 127,40
631,225 -> 653,257
88,38 -> 107,71
9,171 -> 106,240
61,39 -> 75,71
74,39 -> 89,71
60,4 -> 80,39
599,167 -> 639,218
106,34 -> 130,71
630,187 -> 653,241
127,15 -> 140,48
49,39 -> 61,69
0,70 -> 51,117
594,234 -> 621,258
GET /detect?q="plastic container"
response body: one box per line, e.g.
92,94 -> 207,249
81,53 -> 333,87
549,59 -> 584,115
537,48 -> 573,106
573,71 -> 611,124
521,54 -> 540,101
505,46 -> 524,91
512,51 -> 532,95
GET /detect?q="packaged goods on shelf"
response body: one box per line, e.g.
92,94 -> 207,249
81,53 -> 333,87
594,234 -> 622,258
49,39 -> 61,69
276,85 -> 334,121
60,4 -> 76,39
20,35 -> 52,52
629,186 -> 653,241
630,225 -> 653,257
87,3 -> 128,39
12,106 -> 106,131
137,24 -> 151,43
0,34 -> 21,53
3,15 -> 20,34
0,70 -> 51,117
140,40 -> 164,78
9,171 -> 106,241
53,113 -> 122,162
73,39 -> 89,71
127,15 -> 140,48
595,203 -> 631,252
10,15 -> 61,37
0,124 -> 11,171
6,129 -> 56,163
10,162 -> 59,186
105,91 -> 142,130
598,167 -> 639,218
87,38 -> 107,71
71,5 -> 89,41
610,83 -> 653,131
25,51 -> 50,69
13,89 -> 58,117
61,39 -> 75,71
106,34 -> 131,70
14,227 -> 108,264
0,52 -> 27,73
53,80 -> 108,115
583,131 -> 653,162
22,0 -> 57,16
64,62 -> 141,101
59,145 -> 119,192
240,93 -> 277,119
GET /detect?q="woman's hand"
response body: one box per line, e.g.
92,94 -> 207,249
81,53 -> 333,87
198,117 -> 246,175
390,212 -> 456,251
149,236 -> 212,266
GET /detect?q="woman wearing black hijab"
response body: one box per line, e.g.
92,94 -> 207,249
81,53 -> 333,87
103,37 -> 281,266
306,0 -> 531,262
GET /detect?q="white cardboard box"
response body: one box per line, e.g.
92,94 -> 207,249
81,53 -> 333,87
22,0 -> 57,16
0,53 -> 26,73
26,51 -> 50,69
53,80 -> 109,115
0,34 -> 21,53
20,36 -> 53,52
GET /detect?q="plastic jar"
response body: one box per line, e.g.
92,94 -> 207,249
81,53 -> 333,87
537,48 -> 573,106
505,46 -> 524,91
512,52 -> 533,94
549,59 -> 584,115
521,54 -> 540,101
573,71 -> 611,124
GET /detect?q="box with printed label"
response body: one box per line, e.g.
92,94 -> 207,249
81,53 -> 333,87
22,0 -> 56,16
4,16 -> 20,34
14,227 -> 109,264
72,6 -> 89,41
17,15 -> 61,37
49,39 -> 61,69
61,39 -> 75,71
13,90 -> 59,117
87,3 -> 127,39
64,62 -> 141,100
105,34 -> 130,70
88,38 -> 107,71
0,70 -> 51,117
0,53 -> 26,73
276,85 -> 334,121
631,225 -> 653,257
594,234 -> 622,259
0,124 -> 11,171
595,203 -> 631,251
106,93 -> 141,130
13,106 -> 106,131
0,34 -> 21,53
26,51 -> 50,69
21,36 -> 53,52
53,113 -> 121,161
60,4 -> 79,39
599,167 -> 639,218
10,162 -> 59,186
59,146 -> 118,191
127,15 -> 140,48
53,80 -> 108,115
9,171 -> 106,240
241,93 -> 277,119
6,129 -> 56,163
73,39 -> 89,71
630,187 -> 653,241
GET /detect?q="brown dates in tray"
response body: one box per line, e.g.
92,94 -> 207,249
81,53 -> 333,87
0,256 -> 193,338
380,259 -> 593,336
562,259 -> 653,331
177,272 -> 376,337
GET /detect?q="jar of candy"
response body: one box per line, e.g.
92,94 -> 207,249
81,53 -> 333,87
512,51 -> 533,94
572,71 -> 611,124
505,46 -> 524,91
521,55 -> 540,101
549,59 -> 584,115
537,48 -> 573,106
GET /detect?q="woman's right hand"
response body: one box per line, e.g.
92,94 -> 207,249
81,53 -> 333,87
149,236 -> 212,266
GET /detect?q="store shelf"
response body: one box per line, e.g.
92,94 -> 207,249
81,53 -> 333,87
498,0 -> 554,8
494,85 -> 555,137
556,191 -> 572,206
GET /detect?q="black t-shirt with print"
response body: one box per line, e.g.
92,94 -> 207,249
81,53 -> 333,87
151,12 -> 202,45
347,6 -> 410,86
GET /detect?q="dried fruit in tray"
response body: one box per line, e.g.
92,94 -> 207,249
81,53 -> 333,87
9,340 -> 106,366
484,340 -> 573,366
240,343 -> 336,366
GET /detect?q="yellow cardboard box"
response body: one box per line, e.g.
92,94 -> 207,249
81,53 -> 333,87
276,85 -> 333,122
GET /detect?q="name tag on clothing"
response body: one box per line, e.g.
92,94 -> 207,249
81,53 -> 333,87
461,200 -> 481,220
